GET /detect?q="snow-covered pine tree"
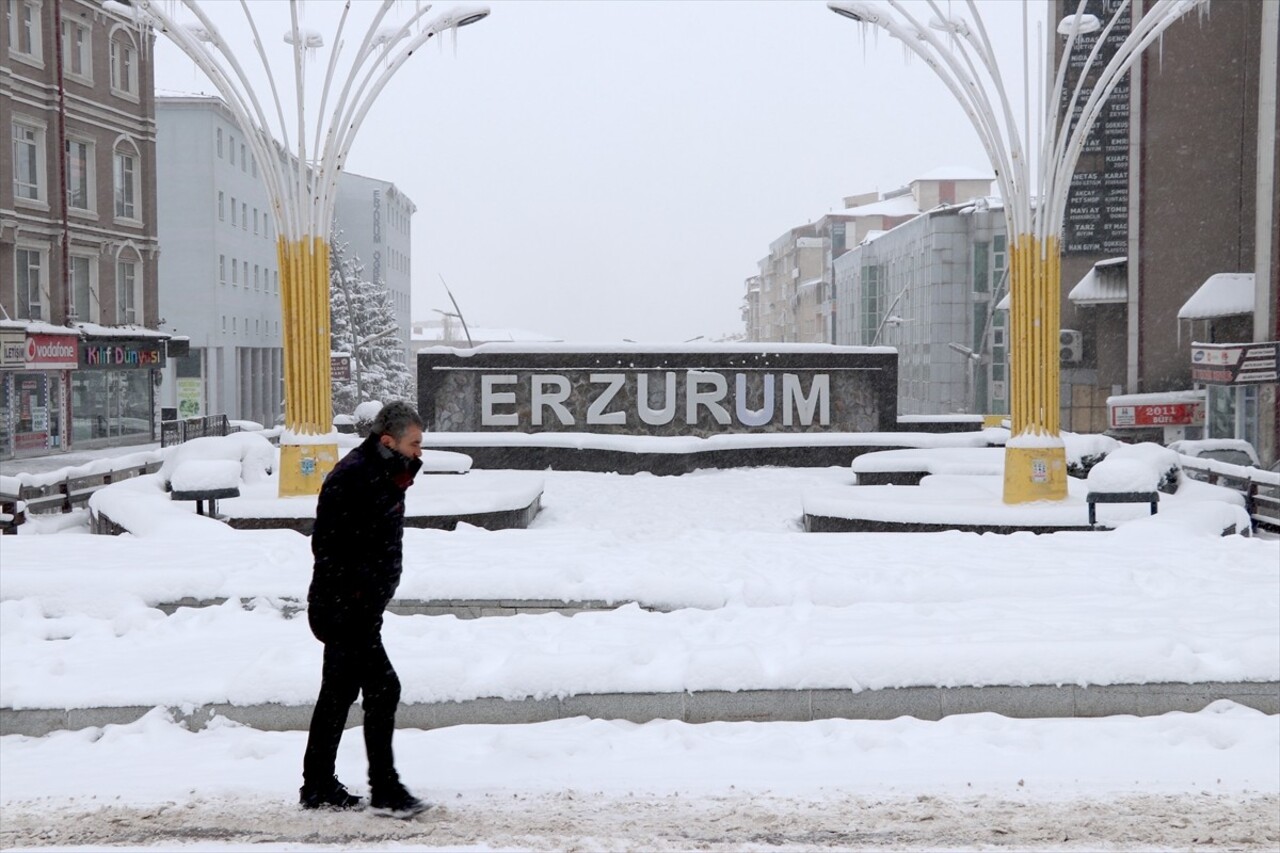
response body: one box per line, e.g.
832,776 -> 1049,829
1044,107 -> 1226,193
328,232 -> 413,417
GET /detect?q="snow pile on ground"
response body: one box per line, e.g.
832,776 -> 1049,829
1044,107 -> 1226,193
159,432 -> 276,487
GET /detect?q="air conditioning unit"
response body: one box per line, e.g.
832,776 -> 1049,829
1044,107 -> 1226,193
1060,329 -> 1083,364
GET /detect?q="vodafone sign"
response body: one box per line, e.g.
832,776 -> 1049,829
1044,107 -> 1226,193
25,334 -> 80,370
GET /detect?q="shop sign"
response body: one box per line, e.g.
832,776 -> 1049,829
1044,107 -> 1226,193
1191,341 -> 1279,386
26,334 -> 80,370
1110,401 -> 1205,429
331,354 -> 352,381
0,330 -> 25,368
177,378 -> 203,418
79,339 -> 166,370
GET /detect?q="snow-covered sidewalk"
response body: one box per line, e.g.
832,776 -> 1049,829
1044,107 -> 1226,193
2,704 -> 1278,850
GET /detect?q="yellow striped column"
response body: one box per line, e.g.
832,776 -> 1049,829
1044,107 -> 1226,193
277,236 -> 339,497
1003,235 -> 1068,503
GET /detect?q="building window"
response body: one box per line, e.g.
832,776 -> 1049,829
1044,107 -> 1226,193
232,317 -> 237,335
61,19 -> 92,80
222,315 -> 226,333
109,34 -> 138,97
232,257 -> 239,286
241,202 -> 247,230
116,260 -> 139,324
12,119 -> 45,203
7,0 -> 42,62
218,191 -> 225,221
69,255 -> 96,322
229,136 -> 235,165
251,156 -> 257,178
14,247 -> 46,320
242,260 -> 249,286
253,208 -> 259,235
240,143 -> 246,171
67,139 -> 93,211
216,128 -> 223,158
219,254 -> 227,285
230,197 -> 237,226
113,148 -> 139,220
254,265 -> 260,290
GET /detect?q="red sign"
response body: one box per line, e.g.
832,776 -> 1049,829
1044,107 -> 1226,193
25,334 -> 79,370
1110,402 -> 1205,428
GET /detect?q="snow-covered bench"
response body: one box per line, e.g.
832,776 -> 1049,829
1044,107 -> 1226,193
1085,443 -> 1180,527
168,459 -> 241,517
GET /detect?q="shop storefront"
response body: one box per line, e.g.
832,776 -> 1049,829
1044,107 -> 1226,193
72,337 -> 166,448
0,331 -> 77,460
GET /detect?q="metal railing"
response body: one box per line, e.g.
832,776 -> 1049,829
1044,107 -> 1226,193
161,414 -> 231,447
1178,456 -> 1280,533
0,461 -> 162,532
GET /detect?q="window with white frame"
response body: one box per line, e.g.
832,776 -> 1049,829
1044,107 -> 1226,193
61,18 -> 92,80
12,119 -> 45,203
7,0 -> 42,63
219,254 -> 227,285
109,33 -> 138,96
15,247 -> 47,320
69,254 -> 96,322
116,259 -> 139,324
66,138 -> 94,211
114,147 -> 139,219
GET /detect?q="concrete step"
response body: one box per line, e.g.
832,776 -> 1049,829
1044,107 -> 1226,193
4,681 -> 1276,737
154,597 -> 681,618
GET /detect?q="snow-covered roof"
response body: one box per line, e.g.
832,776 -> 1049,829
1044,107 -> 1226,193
1068,259 -> 1127,305
840,195 -> 920,218
1177,273 -> 1255,320
861,229 -> 887,245
1107,389 -> 1205,407
911,165 -> 996,183
411,324 -> 561,344
0,320 -> 168,339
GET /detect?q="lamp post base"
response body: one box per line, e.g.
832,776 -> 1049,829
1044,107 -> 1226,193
1003,442 -> 1069,504
278,442 -> 340,497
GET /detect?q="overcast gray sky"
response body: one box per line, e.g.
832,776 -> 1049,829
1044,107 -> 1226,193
153,0 -> 1048,343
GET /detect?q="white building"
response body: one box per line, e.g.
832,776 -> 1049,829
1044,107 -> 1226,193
155,99 -> 414,425
333,172 -> 414,369
155,96 -> 283,425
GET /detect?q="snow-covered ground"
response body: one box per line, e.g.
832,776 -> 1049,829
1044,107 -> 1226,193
1,461 -> 1278,850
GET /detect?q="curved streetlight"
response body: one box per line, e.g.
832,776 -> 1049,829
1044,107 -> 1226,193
110,0 -> 489,495
828,0 -> 1209,503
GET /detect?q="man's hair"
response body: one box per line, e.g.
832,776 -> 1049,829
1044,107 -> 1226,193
371,400 -> 424,439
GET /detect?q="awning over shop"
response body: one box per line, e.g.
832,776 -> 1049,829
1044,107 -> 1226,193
1177,272 -> 1255,320
1068,256 -> 1128,305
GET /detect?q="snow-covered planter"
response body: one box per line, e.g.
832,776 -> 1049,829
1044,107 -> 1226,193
158,432 -> 275,490
353,400 -> 382,437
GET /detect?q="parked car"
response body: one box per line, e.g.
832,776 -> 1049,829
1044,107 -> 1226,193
1167,439 -> 1261,469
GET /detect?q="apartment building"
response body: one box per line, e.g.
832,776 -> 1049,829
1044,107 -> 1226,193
746,169 -> 994,346
1,0 -> 164,460
154,96 -> 283,426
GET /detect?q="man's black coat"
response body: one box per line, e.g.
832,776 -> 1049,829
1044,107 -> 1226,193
308,435 -> 422,641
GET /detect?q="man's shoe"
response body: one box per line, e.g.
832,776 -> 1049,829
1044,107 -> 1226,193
369,783 -> 429,819
300,777 -> 364,811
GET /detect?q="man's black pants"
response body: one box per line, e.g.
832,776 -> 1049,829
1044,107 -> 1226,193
302,627 -> 401,791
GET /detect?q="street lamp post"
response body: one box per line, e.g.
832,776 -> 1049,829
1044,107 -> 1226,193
112,0 -> 489,495
828,0 -> 1208,502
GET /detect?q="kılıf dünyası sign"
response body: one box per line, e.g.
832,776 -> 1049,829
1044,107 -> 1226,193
1191,341 -> 1279,386
79,339 -> 166,370
418,347 -> 898,436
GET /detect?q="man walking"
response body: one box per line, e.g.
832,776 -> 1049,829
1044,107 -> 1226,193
300,400 -> 427,818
